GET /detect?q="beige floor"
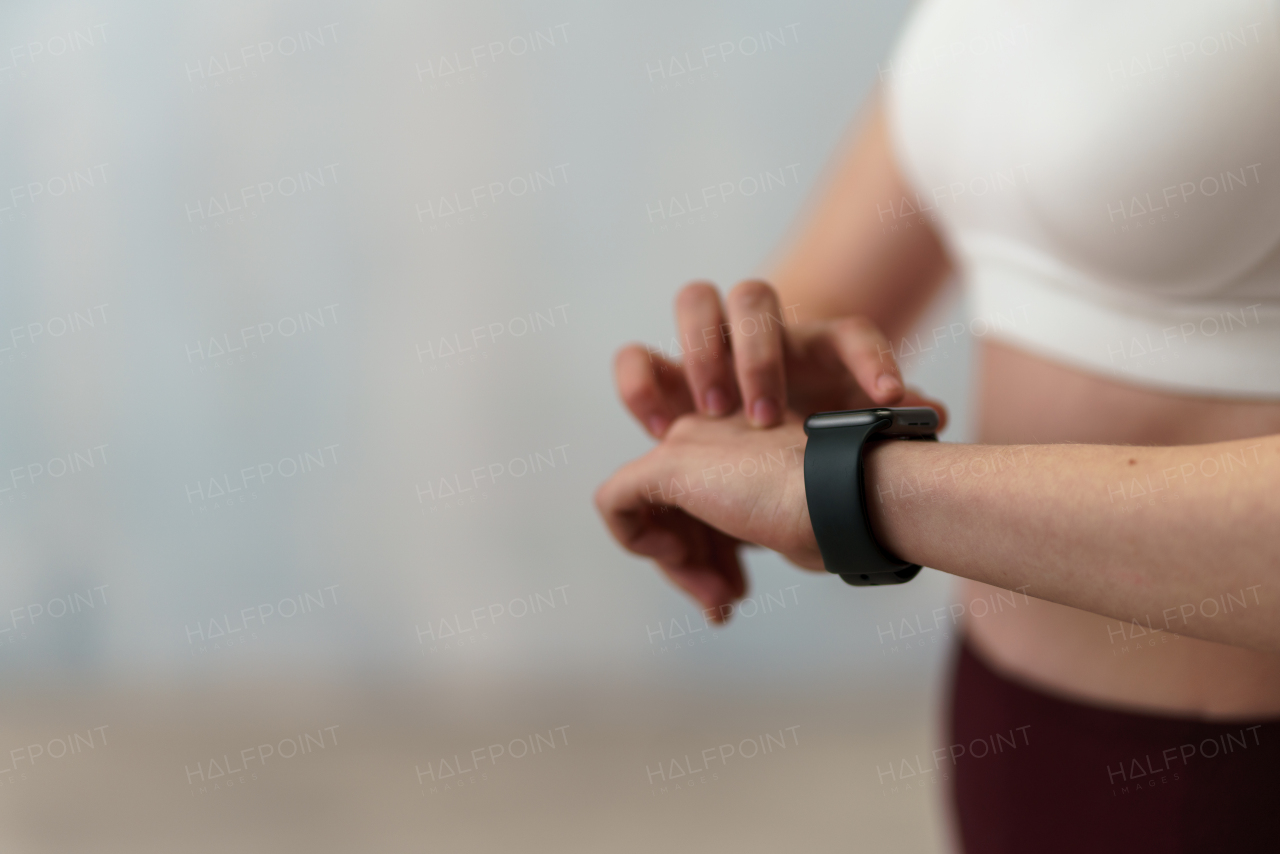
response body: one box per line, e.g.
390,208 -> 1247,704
0,672 -> 953,853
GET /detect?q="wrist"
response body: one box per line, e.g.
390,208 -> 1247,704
862,438 -> 931,566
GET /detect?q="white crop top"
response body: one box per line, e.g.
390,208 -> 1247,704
884,0 -> 1280,397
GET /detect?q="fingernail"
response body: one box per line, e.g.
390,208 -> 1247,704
751,397 -> 779,427
704,387 -> 730,416
647,415 -> 669,436
876,374 -> 902,395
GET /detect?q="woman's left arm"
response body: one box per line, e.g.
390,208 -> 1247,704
864,435 -> 1279,651
595,415 -> 1280,650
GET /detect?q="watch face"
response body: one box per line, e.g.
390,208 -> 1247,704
804,407 -> 938,435
804,410 -> 885,430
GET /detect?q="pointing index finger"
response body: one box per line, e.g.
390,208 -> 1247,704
831,316 -> 905,405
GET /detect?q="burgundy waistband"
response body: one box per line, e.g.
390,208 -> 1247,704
948,635 -> 1280,854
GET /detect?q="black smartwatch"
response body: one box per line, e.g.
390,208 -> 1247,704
803,407 -> 938,586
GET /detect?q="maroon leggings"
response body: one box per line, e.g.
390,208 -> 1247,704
949,636 -> 1280,853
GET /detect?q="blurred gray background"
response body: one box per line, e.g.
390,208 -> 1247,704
0,0 -> 978,850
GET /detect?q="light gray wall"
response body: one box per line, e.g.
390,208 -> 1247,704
0,0 -> 979,687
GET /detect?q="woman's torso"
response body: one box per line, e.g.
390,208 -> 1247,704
885,0 -> 1280,716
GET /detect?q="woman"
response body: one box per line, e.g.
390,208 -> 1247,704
595,1 -> 1280,850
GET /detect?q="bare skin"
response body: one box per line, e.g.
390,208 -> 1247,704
600,92 -> 1280,719
961,342 -> 1280,718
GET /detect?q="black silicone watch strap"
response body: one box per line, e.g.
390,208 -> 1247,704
803,414 -> 926,586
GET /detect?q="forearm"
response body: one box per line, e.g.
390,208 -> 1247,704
864,436 -> 1280,650
767,89 -> 951,339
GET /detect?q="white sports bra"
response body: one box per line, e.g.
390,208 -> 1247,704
885,0 -> 1280,397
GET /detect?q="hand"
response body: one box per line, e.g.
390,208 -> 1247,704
612,279 -> 948,437
594,411 -> 821,619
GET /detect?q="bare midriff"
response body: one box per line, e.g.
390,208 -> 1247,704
962,339 -> 1280,719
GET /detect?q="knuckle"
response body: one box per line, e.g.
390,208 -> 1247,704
736,337 -> 780,369
683,353 -> 720,380
615,362 -> 654,403
838,320 -> 891,362
676,281 -> 719,312
834,315 -> 874,337
728,278 -> 774,308
613,344 -> 644,376
736,321 -> 783,354
617,340 -> 648,361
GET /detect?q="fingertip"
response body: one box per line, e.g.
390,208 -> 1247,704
703,598 -> 732,625
704,386 -> 731,417
876,373 -> 902,394
872,375 -> 904,405
697,583 -> 737,622
750,397 -> 780,428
